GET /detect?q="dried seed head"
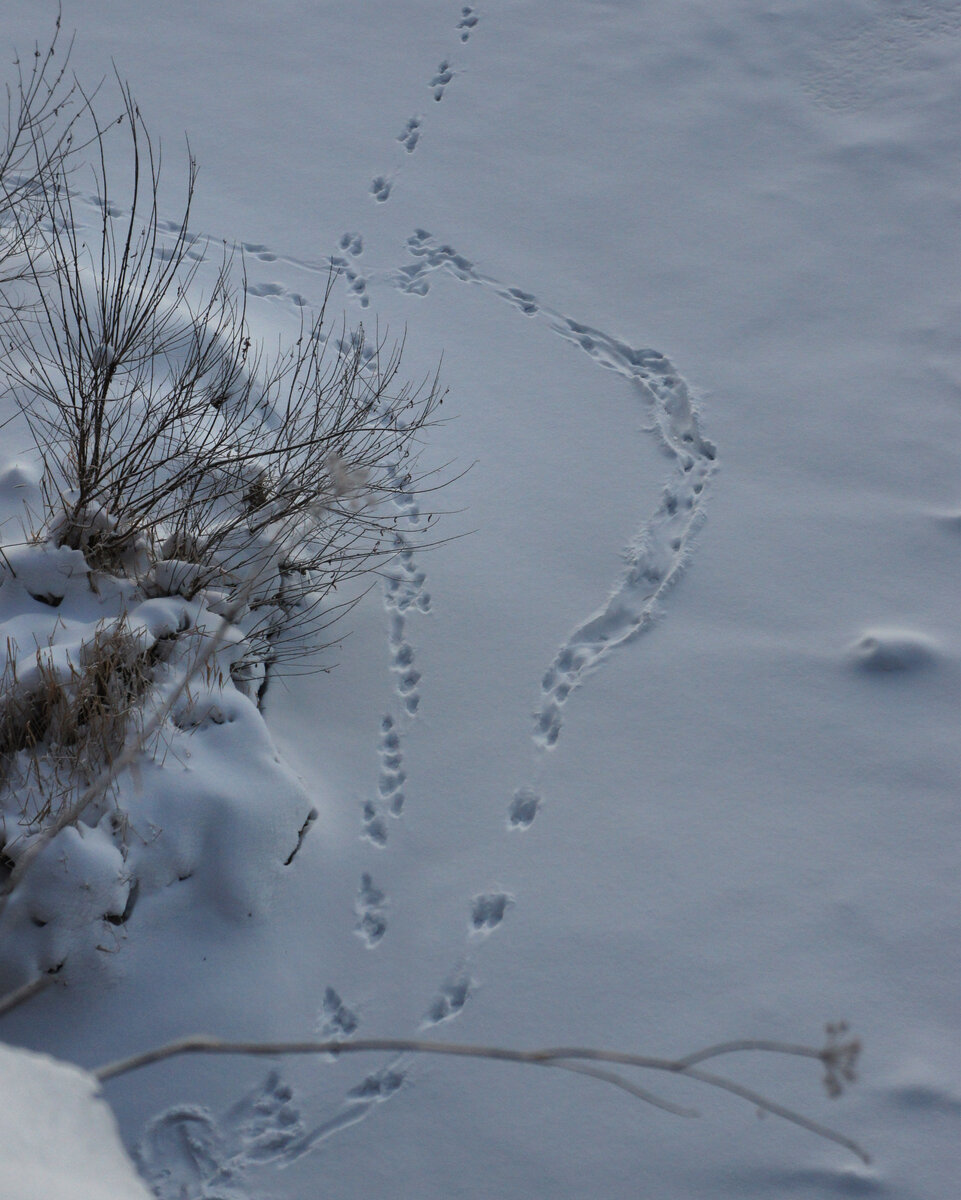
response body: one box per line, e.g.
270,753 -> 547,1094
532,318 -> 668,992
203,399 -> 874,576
821,1022 -> 861,1099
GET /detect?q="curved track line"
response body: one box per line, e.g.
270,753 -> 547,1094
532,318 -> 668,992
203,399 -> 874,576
394,229 -> 717,757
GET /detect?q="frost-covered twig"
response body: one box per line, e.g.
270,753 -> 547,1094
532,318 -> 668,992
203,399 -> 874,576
93,1028 -> 868,1163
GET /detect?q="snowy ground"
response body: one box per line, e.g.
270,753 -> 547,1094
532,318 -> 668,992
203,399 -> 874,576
1,2 -> 959,1197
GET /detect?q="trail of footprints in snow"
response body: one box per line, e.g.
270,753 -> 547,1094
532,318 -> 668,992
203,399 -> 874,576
330,230 -> 369,307
394,228 -> 717,774
532,357 -> 715,755
100,201 -> 372,316
76,211 -> 713,1154
138,887 -> 512,1189
336,215 -> 714,1061
367,227 -> 716,1051
396,115 -> 422,153
122,5 -> 714,1148
369,6 -> 480,201
84,206 -> 360,315
240,233 -> 370,308
361,486 -> 430,847
76,6 -> 483,314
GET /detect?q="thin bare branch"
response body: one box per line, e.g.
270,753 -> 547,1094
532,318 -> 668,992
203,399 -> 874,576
549,1059 -> 699,1118
0,970 -> 56,1017
92,1032 -> 869,1164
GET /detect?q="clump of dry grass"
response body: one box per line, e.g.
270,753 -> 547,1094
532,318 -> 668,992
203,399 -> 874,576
0,623 -> 158,843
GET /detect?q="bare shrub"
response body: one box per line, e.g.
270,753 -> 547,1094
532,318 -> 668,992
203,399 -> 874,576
0,11 -> 88,292
0,67 -> 446,914
1,84 -> 446,694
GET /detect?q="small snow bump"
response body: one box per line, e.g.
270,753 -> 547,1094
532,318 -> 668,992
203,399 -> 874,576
849,628 -> 938,674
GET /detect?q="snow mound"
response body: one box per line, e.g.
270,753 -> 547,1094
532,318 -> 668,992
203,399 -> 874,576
0,1041 -> 152,1200
0,533 -> 312,990
849,628 -> 939,673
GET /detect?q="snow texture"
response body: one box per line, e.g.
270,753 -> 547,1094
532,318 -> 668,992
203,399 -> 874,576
0,1041 -> 152,1200
0,1 -> 958,1198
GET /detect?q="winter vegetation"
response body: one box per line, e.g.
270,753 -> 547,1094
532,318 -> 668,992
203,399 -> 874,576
0,24 -> 447,936
1,4 -> 957,1197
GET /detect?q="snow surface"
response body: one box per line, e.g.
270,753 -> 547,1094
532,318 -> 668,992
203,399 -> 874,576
1,1 -> 959,1197
0,1041 -> 151,1200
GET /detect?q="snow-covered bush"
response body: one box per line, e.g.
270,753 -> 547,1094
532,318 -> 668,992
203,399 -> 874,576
0,517 -> 318,987
2,84 -> 444,693
0,62 -> 442,985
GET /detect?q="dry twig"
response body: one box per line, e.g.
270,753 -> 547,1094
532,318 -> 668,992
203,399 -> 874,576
93,1028 -> 868,1163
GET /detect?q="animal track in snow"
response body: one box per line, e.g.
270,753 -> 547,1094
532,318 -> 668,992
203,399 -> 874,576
362,714 -> 407,842
379,714 -> 408,813
397,235 -> 533,318
244,279 -> 309,307
505,286 -> 539,316
137,1062 -> 411,1192
153,243 -> 204,264
508,786 -> 541,830
385,516 -> 432,617
136,1074 -> 306,1198
369,15 -> 478,203
423,966 -> 474,1025
355,872 -> 388,946
72,191 -> 367,322
132,32 -> 716,1158
370,175 -> 392,203
244,280 -> 283,298
379,223 -> 718,1081
457,6 -> 480,42
398,228 -> 479,291
392,230 -> 716,756
338,231 -> 363,256
534,432 -> 714,749
318,985 -> 359,1039
361,795 -> 388,846
87,191 -> 125,219
136,1107 -> 230,1199
430,60 -> 455,101
396,116 -> 422,153
346,1064 -> 406,1103
221,1075 -> 306,1166
360,492 -> 430,841
361,477 -> 432,839
363,19 -> 477,207
241,241 -> 278,262
470,891 -> 513,934
288,1063 -> 408,1156
330,254 -> 369,308
385,534 -> 430,704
